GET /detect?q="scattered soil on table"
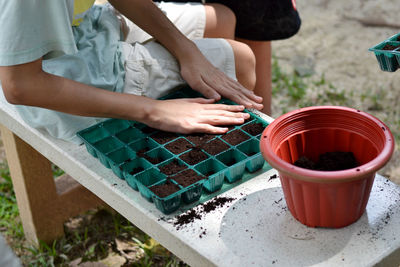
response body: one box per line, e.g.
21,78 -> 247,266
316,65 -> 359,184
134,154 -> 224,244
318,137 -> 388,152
159,159 -> 187,176
179,148 -> 208,165
184,133 -> 215,146
171,169 -> 204,187
201,139 -> 230,155
241,122 -> 265,136
165,138 -> 193,154
294,151 -> 359,171
149,180 -> 180,198
382,44 -> 400,50
151,131 -> 179,144
221,130 -> 250,145
173,196 -> 235,230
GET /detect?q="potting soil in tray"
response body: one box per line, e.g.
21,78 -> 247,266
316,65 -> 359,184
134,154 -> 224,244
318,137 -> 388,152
77,87 -> 271,214
369,32 -> 400,72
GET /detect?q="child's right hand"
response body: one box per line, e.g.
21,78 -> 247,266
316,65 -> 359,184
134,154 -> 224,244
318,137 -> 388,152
143,97 -> 250,134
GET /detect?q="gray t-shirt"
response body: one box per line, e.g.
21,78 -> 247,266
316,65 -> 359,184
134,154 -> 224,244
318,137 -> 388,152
0,0 -> 125,143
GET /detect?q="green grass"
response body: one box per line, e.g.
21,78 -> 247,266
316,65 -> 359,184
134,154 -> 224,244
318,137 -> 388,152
0,162 -> 187,266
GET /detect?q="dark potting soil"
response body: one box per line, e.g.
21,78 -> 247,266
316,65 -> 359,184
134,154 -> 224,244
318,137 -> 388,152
184,133 -> 215,146
165,138 -> 193,154
151,131 -> 179,144
382,44 -> 400,51
129,167 -> 145,175
294,151 -> 359,171
173,196 -> 235,229
221,129 -> 250,145
244,150 -> 257,157
241,122 -> 265,136
179,148 -> 208,165
201,138 -> 230,155
171,169 -> 204,187
158,159 -> 187,176
140,126 -> 157,134
223,157 -> 237,166
150,180 -> 180,198
136,147 -> 150,158
143,154 -> 163,165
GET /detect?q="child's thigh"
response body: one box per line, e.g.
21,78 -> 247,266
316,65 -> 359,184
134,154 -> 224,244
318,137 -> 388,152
121,38 -> 235,99
122,2 -> 206,44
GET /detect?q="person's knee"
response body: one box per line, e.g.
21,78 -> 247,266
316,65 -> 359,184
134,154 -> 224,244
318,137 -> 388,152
227,40 -> 256,90
204,4 -> 236,39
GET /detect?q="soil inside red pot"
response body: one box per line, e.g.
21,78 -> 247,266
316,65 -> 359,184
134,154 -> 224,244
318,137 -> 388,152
150,180 -> 180,198
241,122 -> 265,136
171,169 -> 204,187
179,148 -> 208,165
159,159 -> 187,175
201,139 -> 230,155
165,138 -> 193,154
221,130 -> 250,145
294,151 -> 359,171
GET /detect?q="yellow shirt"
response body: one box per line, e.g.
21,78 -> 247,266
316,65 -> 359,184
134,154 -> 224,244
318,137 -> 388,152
71,0 -> 96,26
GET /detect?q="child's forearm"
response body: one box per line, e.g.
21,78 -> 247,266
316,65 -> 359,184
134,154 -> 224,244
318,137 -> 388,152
0,59 -> 153,122
0,58 -> 249,134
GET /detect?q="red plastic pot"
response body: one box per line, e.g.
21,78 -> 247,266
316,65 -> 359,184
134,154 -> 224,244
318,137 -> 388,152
260,106 -> 394,228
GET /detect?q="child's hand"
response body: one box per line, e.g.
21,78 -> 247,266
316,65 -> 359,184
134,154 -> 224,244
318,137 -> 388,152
178,45 -> 263,110
144,98 -> 250,134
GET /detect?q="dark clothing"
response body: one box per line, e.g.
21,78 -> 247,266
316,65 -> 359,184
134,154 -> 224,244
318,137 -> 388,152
156,0 -> 301,41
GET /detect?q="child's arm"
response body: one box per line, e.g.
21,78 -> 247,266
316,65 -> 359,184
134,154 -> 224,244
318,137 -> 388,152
109,0 -> 263,110
0,58 -> 249,134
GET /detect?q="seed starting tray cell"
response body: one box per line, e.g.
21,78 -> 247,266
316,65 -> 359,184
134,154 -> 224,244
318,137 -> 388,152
77,88 -> 270,214
369,32 -> 400,72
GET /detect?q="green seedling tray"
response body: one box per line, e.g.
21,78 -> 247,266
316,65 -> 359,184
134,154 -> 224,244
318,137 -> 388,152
369,38 -> 400,72
135,168 -> 167,202
122,157 -> 153,190
150,179 -> 182,214
77,86 -> 271,214
216,148 -> 247,183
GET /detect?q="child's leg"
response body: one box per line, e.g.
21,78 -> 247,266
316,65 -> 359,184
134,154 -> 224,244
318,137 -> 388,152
203,4 -> 235,39
225,39 -> 256,91
237,39 -> 272,114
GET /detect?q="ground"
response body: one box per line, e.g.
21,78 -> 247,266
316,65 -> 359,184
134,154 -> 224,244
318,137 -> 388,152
271,0 -> 400,183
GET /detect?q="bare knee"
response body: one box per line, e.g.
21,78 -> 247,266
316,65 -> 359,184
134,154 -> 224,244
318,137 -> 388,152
204,4 -> 236,39
226,40 -> 256,91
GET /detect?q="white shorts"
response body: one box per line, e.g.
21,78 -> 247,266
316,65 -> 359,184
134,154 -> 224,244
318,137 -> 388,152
118,2 -> 236,99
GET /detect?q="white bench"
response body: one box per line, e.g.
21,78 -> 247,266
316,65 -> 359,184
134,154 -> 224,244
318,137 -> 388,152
1,91 -> 400,266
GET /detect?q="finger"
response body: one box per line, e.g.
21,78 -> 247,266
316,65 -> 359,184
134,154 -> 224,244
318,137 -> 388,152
192,78 -> 221,100
203,103 -> 245,112
202,109 -> 249,120
182,98 -> 215,104
191,123 -> 230,135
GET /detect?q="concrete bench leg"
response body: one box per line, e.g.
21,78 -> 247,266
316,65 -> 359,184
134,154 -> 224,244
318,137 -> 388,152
0,125 -> 105,245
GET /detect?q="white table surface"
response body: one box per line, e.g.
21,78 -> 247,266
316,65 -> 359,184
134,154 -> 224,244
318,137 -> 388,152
1,93 -> 400,267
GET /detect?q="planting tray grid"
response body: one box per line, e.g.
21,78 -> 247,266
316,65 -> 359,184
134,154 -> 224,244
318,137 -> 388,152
77,87 -> 271,214
369,32 -> 400,72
